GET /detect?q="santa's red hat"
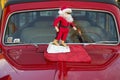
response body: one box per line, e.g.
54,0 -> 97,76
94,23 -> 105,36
58,6 -> 72,14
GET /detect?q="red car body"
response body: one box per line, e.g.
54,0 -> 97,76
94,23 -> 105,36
0,0 -> 120,80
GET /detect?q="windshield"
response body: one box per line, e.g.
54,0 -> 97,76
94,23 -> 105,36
4,9 -> 118,45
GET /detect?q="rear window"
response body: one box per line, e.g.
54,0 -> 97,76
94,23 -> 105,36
4,9 -> 118,45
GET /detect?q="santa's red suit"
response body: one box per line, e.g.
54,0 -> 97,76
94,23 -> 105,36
53,16 -> 75,41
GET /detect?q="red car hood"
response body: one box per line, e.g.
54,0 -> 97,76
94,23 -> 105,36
3,44 -> 120,80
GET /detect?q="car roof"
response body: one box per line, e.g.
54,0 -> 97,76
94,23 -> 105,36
5,0 -> 118,7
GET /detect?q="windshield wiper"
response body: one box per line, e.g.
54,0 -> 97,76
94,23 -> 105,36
31,43 -> 39,47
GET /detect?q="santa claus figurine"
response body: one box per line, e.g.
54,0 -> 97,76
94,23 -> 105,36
52,6 -> 80,47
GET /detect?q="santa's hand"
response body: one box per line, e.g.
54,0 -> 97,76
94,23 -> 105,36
73,27 -> 77,30
77,28 -> 82,35
55,27 -> 59,32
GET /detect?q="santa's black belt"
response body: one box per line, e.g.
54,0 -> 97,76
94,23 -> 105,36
60,26 -> 68,28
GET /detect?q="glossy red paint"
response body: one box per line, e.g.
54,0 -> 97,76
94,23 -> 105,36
0,0 -> 120,80
0,75 -> 11,80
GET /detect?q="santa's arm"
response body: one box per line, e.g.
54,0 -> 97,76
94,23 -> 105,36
53,17 -> 61,32
71,23 -> 82,35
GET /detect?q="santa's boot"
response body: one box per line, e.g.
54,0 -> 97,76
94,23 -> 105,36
61,40 -> 67,47
52,39 -> 59,46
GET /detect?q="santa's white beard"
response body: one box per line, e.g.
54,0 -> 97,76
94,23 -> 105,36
65,14 -> 73,22
60,14 -> 74,22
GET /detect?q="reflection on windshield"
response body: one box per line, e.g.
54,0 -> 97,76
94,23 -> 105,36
4,10 -> 118,45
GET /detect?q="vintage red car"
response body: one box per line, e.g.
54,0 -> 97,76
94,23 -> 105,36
0,0 -> 120,80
